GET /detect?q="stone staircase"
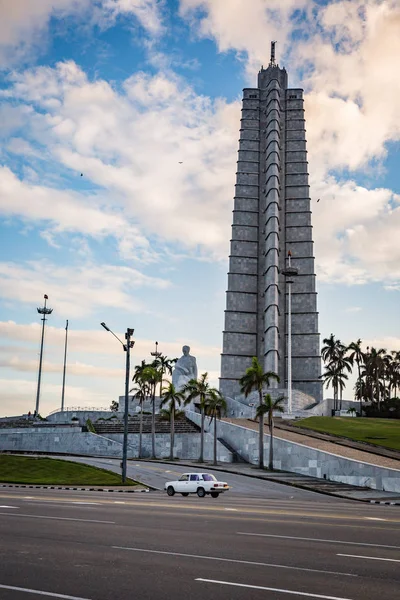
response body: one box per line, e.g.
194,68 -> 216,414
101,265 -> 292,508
93,415 -> 199,435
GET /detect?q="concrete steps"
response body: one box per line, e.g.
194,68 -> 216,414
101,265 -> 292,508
94,416 -> 200,435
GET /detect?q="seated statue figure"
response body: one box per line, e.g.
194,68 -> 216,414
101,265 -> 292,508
172,345 -> 198,391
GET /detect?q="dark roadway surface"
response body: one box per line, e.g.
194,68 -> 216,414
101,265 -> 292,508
51,456 -> 344,500
0,477 -> 399,600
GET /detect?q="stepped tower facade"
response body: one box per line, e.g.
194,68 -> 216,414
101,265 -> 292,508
220,46 -> 322,405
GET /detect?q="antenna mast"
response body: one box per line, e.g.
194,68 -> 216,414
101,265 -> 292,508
270,41 -> 277,66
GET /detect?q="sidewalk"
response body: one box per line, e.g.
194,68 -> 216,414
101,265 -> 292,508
146,459 -> 400,506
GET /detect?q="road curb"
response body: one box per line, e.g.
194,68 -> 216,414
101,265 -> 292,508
369,500 -> 400,506
0,483 -> 151,493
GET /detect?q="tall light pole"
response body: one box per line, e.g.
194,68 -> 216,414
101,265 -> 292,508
35,294 -> 53,416
150,341 -> 161,359
101,322 -> 134,483
282,251 -> 298,414
61,320 -> 69,411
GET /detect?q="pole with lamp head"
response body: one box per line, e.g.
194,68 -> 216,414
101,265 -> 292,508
101,322 -> 135,483
61,320 -> 69,411
35,294 -> 53,417
281,251 -> 298,414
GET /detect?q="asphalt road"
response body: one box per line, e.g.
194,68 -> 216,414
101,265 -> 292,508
55,456 -> 339,500
0,482 -> 399,600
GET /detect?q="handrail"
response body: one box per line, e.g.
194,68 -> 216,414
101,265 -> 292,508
48,406 -> 112,415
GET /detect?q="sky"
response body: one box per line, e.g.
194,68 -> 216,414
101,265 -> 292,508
0,0 -> 400,417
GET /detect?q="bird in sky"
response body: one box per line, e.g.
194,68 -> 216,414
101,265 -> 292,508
80,173 -> 83,176
178,162 -> 183,164
317,198 -> 320,202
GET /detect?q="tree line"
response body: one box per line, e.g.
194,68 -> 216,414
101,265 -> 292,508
109,353 -> 284,469
321,335 -> 400,416
118,353 -> 227,465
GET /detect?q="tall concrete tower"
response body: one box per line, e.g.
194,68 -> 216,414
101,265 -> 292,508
220,45 -> 322,407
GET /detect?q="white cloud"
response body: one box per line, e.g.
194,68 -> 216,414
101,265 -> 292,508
0,377 -> 112,416
344,307 -> 362,313
312,176 -> 400,285
0,166 -> 155,261
0,0 -> 164,67
0,261 -> 171,317
0,355 -> 124,378
2,2 -> 400,295
99,0 -> 165,35
0,321 -> 221,359
179,0 -> 308,77
0,0 -> 91,67
303,1 -> 400,172
1,62 -> 239,259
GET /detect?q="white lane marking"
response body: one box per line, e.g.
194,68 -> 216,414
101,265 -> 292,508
113,501 -> 126,504
165,470 -> 172,473
0,505 -> 19,509
237,532 -> 400,550
224,508 -> 238,511
195,579 -> 353,599
0,583 -> 91,599
112,546 -> 356,577
363,517 -> 387,521
0,512 -> 114,524
337,553 -> 400,563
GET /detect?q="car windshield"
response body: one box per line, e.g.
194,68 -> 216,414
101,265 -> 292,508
201,474 -> 217,481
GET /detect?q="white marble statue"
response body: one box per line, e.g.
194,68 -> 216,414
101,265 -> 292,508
172,345 -> 198,391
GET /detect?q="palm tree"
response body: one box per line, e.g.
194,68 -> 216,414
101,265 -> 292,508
335,350 -> 353,410
367,347 -> 386,410
206,390 -> 227,466
152,354 -> 177,404
141,365 -> 162,458
130,381 -> 150,459
256,393 -> 285,470
160,382 -> 185,460
320,363 -> 348,412
390,351 -> 400,398
239,357 -> 279,469
347,339 -> 364,413
321,334 -> 343,364
159,407 -> 185,421
182,372 -> 217,463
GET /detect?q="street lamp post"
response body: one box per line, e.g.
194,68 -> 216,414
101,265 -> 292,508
35,294 -> 53,416
61,320 -> 69,411
101,322 -> 134,483
281,252 -> 298,415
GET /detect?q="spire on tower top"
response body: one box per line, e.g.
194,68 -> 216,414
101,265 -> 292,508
270,41 -> 277,66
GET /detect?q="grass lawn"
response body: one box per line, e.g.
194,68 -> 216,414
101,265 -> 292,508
292,417 -> 400,451
0,455 -> 137,486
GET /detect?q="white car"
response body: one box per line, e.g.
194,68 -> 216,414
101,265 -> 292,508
164,472 -> 230,498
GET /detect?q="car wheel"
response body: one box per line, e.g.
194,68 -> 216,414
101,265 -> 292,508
181,493 -> 189,497
197,487 -> 206,498
167,486 -> 175,496
210,492 -> 219,498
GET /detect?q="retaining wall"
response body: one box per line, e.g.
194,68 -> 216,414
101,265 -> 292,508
0,427 -> 232,462
105,433 -> 232,462
0,427 -> 132,458
186,411 -> 400,492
